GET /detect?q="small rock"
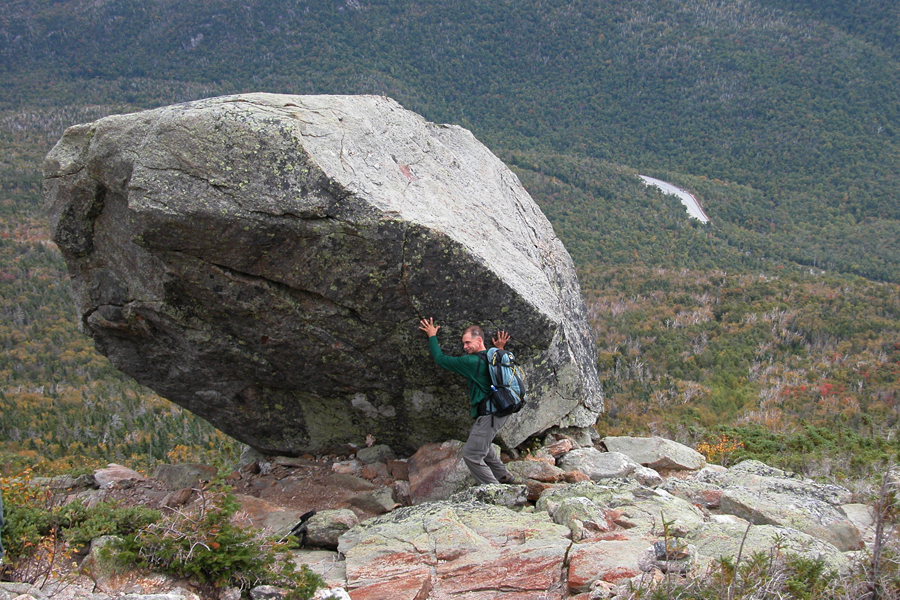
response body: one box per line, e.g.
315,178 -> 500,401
356,444 -> 395,465
159,488 -> 193,509
524,448 -> 557,465
249,586 -> 288,600
240,461 -> 262,477
240,445 -> 267,468
349,488 -> 400,515
312,588 -> 351,600
152,464 -> 217,490
331,460 -> 362,476
546,427 -> 595,448
557,449 -> 638,480
80,535 -> 124,585
219,588 -> 242,600
637,541 -> 696,574
386,459 -> 409,480
507,460 -> 566,483
305,510 -> 360,550
359,462 -> 389,481
631,465 -> 663,488
567,539 -> 646,593
550,496 -> 616,540
407,440 -> 473,504
448,483 -> 529,509
544,438 -> 574,458
602,436 -> 706,471
392,480 -> 411,506
93,464 -> 148,489
589,579 -> 617,599
563,470 -> 592,483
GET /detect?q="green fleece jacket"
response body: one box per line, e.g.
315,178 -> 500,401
428,335 -> 492,418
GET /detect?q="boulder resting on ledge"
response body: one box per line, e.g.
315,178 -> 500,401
43,93 -> 602,455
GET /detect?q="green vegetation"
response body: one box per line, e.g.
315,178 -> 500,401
627,549 -> 845,599
113,487 -> 324,597
590,266 -> 900,478
0,475 -> 325,598
0,471 -> 161,581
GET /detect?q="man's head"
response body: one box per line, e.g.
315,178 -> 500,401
461,325 -> 487,354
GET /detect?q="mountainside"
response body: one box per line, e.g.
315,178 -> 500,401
2,0 -> 900,280
1,0 -> 899,476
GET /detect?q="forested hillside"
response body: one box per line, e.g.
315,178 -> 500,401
1,0 -> 899,477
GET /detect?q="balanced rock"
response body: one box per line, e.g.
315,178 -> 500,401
43,93 -> 602,455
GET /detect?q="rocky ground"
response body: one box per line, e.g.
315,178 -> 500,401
0,433 -> 887,600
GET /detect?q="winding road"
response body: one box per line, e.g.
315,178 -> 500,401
640,175 -> 710,223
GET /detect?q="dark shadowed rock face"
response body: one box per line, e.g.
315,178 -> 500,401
43,93 -> 602,455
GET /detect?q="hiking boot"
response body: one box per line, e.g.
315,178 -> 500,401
498,474 -> 520,485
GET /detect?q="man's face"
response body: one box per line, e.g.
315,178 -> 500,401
462,332 -> 484,354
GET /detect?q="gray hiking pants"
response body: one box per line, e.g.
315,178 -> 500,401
462,414 -> 512,485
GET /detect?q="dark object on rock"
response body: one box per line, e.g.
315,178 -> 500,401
653,539 -> 690,561
43,93 -> 602,456
286,509 -> 317,547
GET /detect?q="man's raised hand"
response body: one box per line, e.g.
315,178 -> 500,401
418,317 -> 441,337
493,330 -> 510,350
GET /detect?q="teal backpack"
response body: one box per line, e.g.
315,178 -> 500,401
477,348 -> 527,417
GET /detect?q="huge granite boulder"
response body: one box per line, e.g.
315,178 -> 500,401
43,93 -> 602,455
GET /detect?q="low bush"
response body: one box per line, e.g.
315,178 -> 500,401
0,471 -> 160,583
2,474 -> 323,599
113,486 -> 324,598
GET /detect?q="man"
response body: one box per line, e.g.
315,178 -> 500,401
418,317 -> 518,485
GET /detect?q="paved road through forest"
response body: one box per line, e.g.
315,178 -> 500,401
640,175 -> 710,223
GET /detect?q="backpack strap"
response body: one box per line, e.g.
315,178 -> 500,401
474,352 -> 492,416
476,352 -> 501,427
